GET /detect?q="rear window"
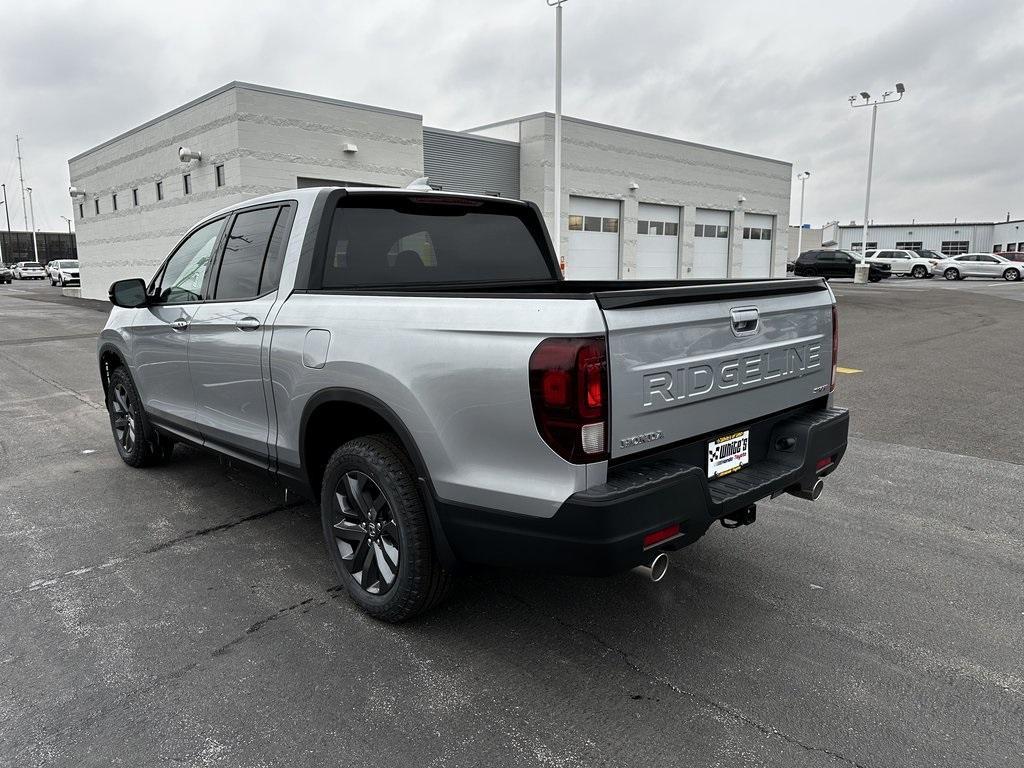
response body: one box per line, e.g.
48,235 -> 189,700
320,196 -> 555,288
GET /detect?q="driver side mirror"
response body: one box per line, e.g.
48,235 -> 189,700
109,278 -> 149,308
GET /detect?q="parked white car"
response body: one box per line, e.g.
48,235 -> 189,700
935,253 -> 1023,281
48,259 -> 80,286
864,249 -> 934,278
13,261 -> 46,279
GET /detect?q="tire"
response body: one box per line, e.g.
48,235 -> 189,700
911,265 -> 927,279
1003,268 -> 1020,282
321,434 -> 452,622
868,274 -> 881,283
106,366 -> 166,468
944,268 -> 960,281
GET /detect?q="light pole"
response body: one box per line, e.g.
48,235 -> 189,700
26,187 -> 39,262
795,171 -> 811,258
60,215 -> 72,235
1,183 -> 10,231
547,0 -> 567,270
849,83 -> 906,263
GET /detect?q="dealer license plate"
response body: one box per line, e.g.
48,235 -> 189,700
707,430 -> 750,479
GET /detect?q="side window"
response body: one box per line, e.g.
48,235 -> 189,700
151,219 -> 225,304
213,207 -> 282,300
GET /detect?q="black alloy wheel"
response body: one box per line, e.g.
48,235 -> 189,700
330,470 -> 401,595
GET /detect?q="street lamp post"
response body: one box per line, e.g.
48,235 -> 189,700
547,0 -> 567,270
849,83 -> 906,264
26,187 -> 39,263
795,171 -> 811,258
1,183 -> 10,231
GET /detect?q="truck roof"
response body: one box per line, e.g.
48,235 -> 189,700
202,185 -> 528,225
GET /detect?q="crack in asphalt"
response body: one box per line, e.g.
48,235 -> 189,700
0,349 -> 104,411
499,587 -> 872,768
11,501 -> 303,597
0,331 -> 101,347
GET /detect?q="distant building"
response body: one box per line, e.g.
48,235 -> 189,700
836,219 -> 1024,255
68,81 -> 794,300
0,230 -> 77,266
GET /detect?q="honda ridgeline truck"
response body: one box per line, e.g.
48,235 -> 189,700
99,186 -> 848,621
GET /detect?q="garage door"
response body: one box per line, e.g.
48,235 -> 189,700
740,213 -> 774,278
636,203 -> 680,279
693,208 -> 731,278
566,197 -> 620,280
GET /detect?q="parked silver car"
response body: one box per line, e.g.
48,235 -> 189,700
935,253 -> 1023,281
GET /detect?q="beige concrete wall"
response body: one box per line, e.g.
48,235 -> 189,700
487,114 -> 792,279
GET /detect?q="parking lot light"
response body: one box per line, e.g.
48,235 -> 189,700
850,83 -> 908,266
796,171 -> 811,257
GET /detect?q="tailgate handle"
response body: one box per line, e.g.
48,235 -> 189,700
730,307 -> 760,337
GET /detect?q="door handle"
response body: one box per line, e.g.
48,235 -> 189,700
170,319 -> 189,331
235,317 -> 261,331
730,307 -> 760,337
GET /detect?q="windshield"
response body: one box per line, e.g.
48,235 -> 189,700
60,261 -> 79,268
914,250 -> 944,260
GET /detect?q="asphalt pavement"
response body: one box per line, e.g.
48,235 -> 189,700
1,278 -> 1021,767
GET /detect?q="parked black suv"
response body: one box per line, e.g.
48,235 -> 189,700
793,250 -> 890,282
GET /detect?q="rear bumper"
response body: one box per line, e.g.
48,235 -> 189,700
438,405 -> 849,575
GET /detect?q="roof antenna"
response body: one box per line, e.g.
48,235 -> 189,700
406,176 -> 432,191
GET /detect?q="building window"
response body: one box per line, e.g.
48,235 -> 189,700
112,193 -> 118,212
648,221 -> 663,236
183,173 -> 192,195
993,244 -> 1002,252
132,188 -> 139,207
583,216 -> 601,232
94,198 -> 100,215
215,164 -> 225,188
1007,243 -> 1017,252
744,227 -> 772,241
156,181 -> 164,201
851,241 -> 878,251
940,240 -> 969,255
665,222 -> 678,236
78,203 -> 84,219
895,241 -> 923,249
717,225 -> 728,238
637,220 -> 649,235
568,215 -> 583,231
602,217 -> 619,233
695,224 -> 706,237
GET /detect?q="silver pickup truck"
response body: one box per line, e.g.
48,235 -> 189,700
99,186 -> 849,621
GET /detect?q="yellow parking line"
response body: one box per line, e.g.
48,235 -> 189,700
836,366 -> 862,374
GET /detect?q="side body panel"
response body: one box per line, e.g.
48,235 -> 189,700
269,293 -> 607,518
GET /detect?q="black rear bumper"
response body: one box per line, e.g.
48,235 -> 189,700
437,405 -> 849,575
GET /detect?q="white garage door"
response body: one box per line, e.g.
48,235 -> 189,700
693,208 -> 731,278
566,197 -> 620,280
740,213 -> 774,278
636,203 -> 680,279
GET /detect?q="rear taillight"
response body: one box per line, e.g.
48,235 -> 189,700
529,336 -> 609,463
830,304 -> 839,393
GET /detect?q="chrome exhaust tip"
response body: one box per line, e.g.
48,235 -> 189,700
788,478 -> 824,501
634,552 -> 669,583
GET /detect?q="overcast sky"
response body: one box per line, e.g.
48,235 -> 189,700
2,0 -> 1021,234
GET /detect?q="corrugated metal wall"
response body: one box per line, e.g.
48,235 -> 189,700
837,224 -> 993,252
423,128 -> 520,198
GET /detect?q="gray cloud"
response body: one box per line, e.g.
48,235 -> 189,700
1,0 -> 1021,235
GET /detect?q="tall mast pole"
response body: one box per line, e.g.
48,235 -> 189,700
16,134 -> 29,231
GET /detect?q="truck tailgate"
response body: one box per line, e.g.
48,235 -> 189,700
596,279 -> 834,459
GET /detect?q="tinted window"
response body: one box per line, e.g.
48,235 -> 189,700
153,219 -> 225,303
214,207 -> 281,300
258,207 -> 292,294
321,197 -> 554,288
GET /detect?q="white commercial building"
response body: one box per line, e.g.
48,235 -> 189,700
69,82 -> 794,300
835,219 -> 1024,256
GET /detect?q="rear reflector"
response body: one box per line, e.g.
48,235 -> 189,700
644,523 -> 681,548
816,456 -> 834,471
